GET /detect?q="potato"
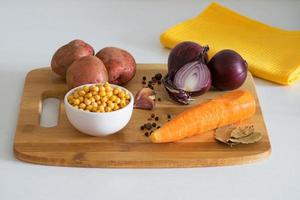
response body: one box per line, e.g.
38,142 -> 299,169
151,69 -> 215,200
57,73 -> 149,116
96,47 -> 136,85
51,39 -> 94,77
66,56 -> 108,89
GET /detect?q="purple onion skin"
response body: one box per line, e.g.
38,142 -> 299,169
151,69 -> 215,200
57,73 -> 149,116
162,74 -> 192,105
208,49 -> 247,91
168,41 -> 209,80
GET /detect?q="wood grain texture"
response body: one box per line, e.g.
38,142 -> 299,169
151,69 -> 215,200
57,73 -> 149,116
14,64 -> 271,168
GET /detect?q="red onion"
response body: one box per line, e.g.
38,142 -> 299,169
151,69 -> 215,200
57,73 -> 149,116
163,44 -> 211,105
168,41 -> 209,80
173,60 -> 211,96
208,49 -> 247,90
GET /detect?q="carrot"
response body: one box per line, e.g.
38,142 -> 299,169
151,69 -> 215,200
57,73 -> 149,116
150,90 -> 256,143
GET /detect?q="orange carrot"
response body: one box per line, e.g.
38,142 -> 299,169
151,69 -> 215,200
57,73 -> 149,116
150,90 -> 256,143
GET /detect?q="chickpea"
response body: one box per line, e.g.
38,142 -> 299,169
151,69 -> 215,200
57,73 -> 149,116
79,96 -> 84,102
79,90 -> 86,96
93,86 -> 99,92
90,97 -> 95,103
120,103 -> 125,108
100,90 -> 106,97
89,85 -> 95,91
73,92 -> 79,99
74,105 -> 79,109
106,91 -> 113,97
95,95 -> 101,101
109,95 -> 116,102
115,97 -> 121,104
96,100 -> 101,105
101,102 -> 107,107
67,95 -> 74,101
83,86 -> 90,92
107,101 -> 114,109
68,100 -> 72,104
86,105 -> 93,111
73,99 -> 80,105
85,93 -> 93,98
105,107 -> 112,112
79,103 -> 86,109
92,107 -> 98,112
118,92 -> 125,98
120,100 -> 127,108
105,84 -> 112,92
113,104 -> 119,111
102,96 -> 108,103
84,99 -> 91,105
125,94 -> 130,100
120,99 -> 126,105
98,105 -> 105,112
99,85 -> 105,92
91,102 -> 98,108
113,88 -> 120,95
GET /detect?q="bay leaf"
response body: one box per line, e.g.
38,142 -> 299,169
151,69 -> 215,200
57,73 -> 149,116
229,132 -> 262,144
231,125 -> 254,139
215,125 -> 236,144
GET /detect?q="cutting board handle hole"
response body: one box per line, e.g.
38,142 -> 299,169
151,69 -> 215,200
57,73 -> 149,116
40,98 -> 60,127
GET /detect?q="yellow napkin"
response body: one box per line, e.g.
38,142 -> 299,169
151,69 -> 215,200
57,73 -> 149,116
160,2 -> 300,85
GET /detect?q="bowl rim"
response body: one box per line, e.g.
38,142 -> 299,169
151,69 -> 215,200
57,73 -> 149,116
64,83 -> 134,116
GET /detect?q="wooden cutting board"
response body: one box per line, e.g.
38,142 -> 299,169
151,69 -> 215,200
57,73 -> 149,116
14,64 -> 271,168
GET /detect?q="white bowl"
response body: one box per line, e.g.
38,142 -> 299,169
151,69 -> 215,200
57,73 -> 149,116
64,84 -> 134,137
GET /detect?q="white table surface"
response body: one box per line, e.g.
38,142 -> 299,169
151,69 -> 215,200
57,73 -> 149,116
1,0 -> 300,199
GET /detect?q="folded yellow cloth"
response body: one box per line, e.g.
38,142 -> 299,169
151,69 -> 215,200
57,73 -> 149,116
160,2 -> 300,85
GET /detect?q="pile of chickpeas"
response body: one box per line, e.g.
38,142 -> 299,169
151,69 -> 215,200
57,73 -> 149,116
67,82 -> 131,112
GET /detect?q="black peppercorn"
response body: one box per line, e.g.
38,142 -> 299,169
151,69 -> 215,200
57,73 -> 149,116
155,73 -> 162,80
144,123 -> 152,130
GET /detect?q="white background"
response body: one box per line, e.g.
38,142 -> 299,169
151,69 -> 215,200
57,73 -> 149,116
1,0 -> 300,199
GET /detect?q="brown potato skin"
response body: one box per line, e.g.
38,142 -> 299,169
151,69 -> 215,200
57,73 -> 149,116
96,47 -> 136,85
66,56 -> 108,89
51,39 -> 94,77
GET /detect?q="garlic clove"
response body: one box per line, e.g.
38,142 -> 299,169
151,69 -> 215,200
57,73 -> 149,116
134,88 -> 155,110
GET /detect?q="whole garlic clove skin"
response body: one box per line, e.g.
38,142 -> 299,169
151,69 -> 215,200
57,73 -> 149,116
134,88 -> 156,110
